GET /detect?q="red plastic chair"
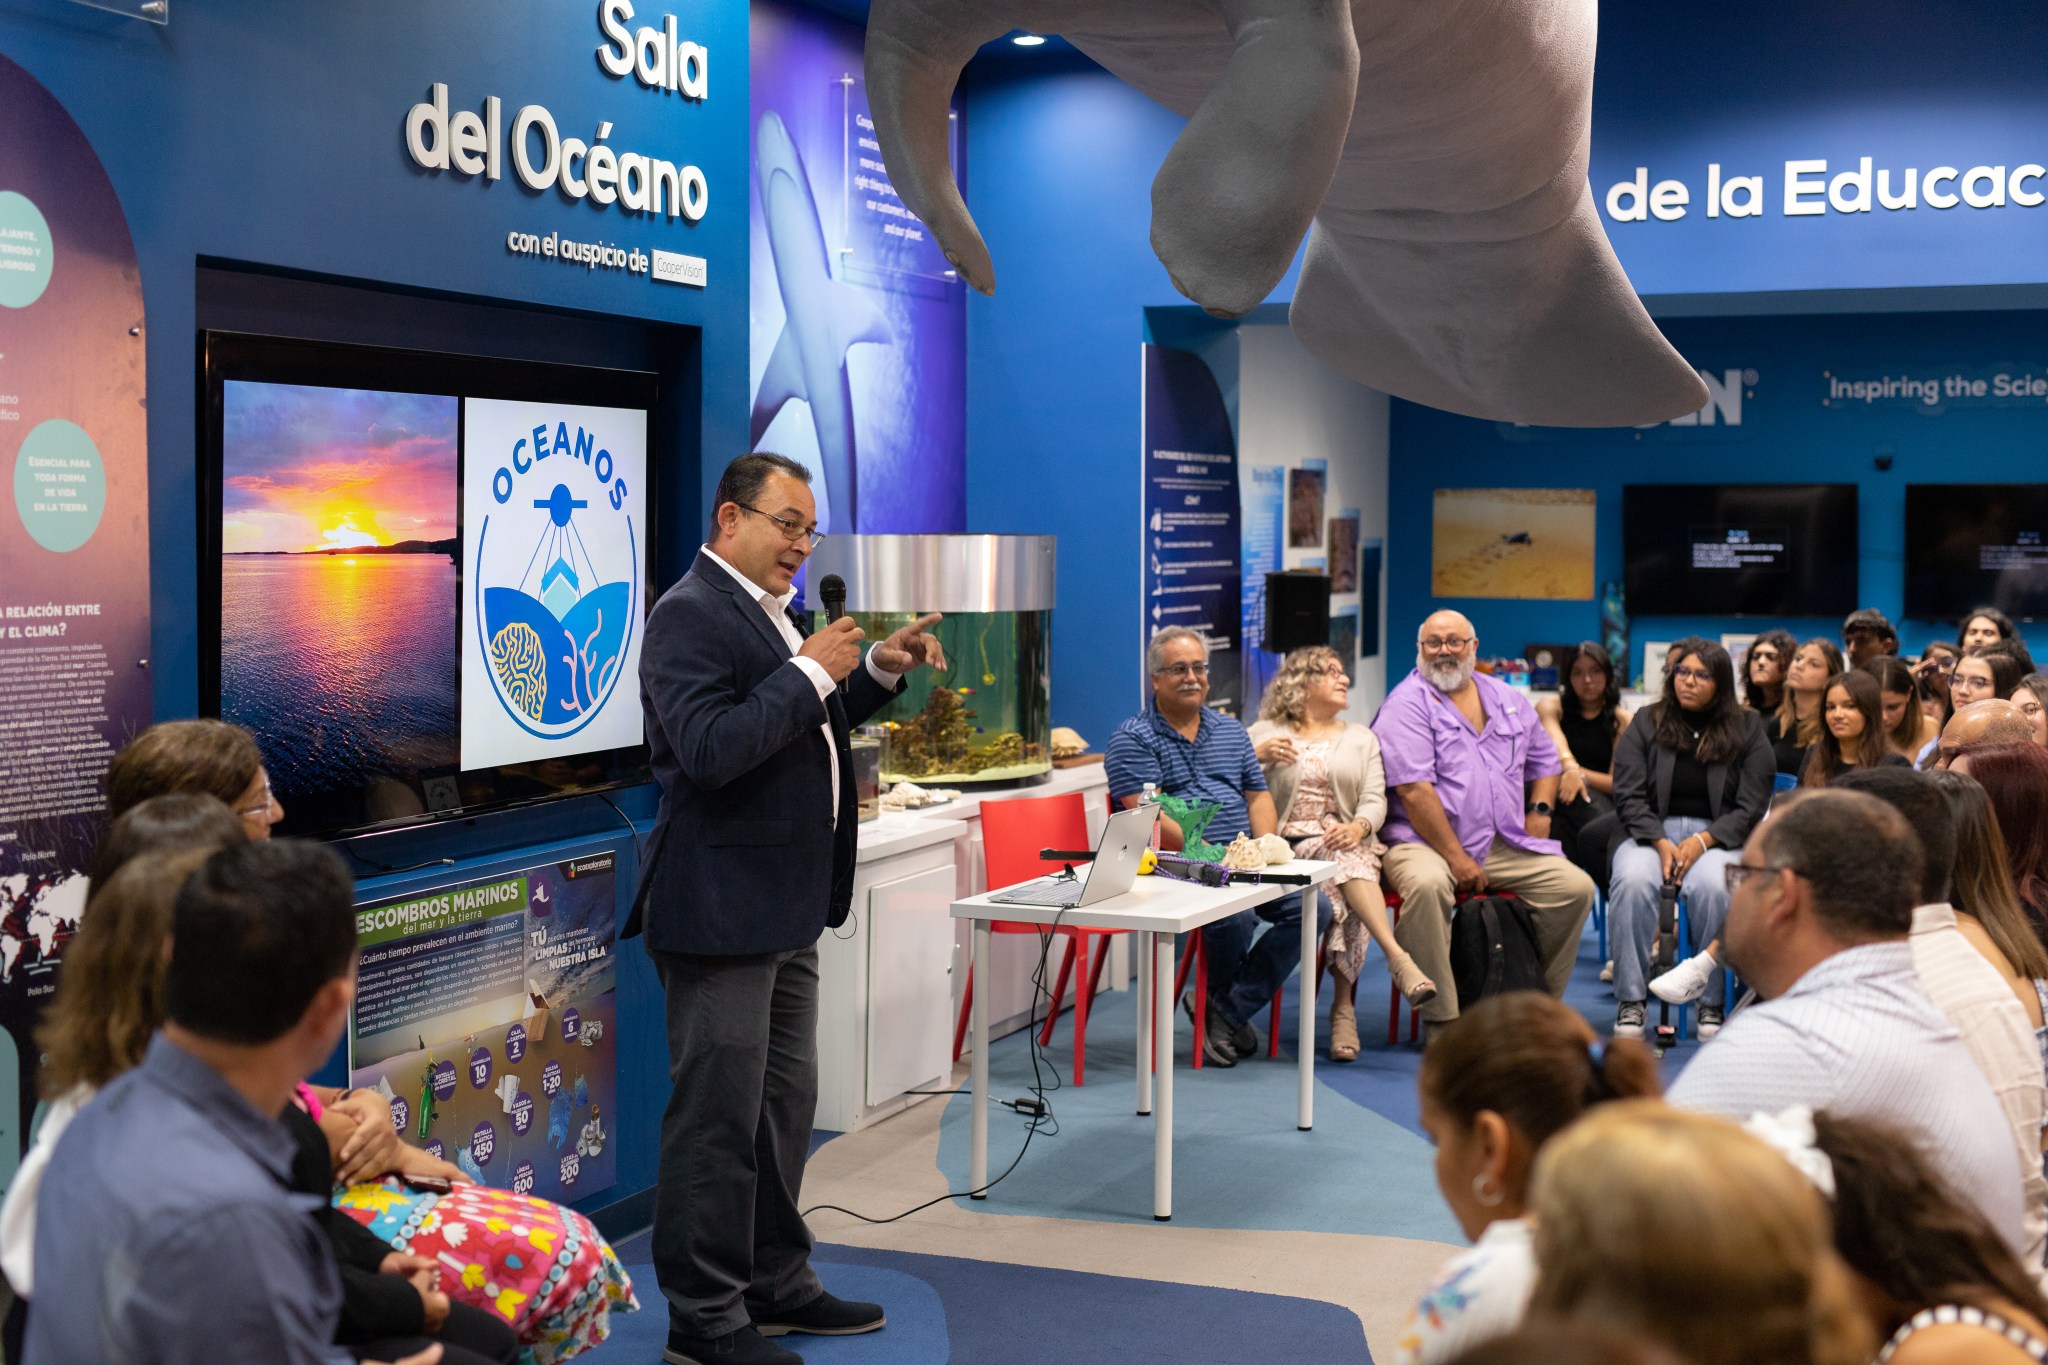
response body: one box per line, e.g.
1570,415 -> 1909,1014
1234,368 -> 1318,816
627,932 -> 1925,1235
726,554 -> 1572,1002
953,791 -> 1126,1085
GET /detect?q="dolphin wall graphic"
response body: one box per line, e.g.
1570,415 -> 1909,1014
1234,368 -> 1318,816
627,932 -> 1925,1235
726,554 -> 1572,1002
751,109 -> 895,529
863,0 -> 1710,428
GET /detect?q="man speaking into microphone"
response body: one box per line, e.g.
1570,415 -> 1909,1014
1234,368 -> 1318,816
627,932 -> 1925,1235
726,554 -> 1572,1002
628,453 -> 945,1365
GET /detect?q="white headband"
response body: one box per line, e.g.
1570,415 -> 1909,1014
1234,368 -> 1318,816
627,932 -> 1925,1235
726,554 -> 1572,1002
1744,1104 -> 1836,1198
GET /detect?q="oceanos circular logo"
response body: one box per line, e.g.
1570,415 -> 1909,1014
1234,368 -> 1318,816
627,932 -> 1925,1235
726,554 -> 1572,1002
470,408 -> 640,742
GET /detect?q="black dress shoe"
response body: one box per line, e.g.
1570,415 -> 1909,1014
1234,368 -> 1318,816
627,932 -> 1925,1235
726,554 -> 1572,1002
752,1290 -> 887,1337
663,1324 -> 801,1365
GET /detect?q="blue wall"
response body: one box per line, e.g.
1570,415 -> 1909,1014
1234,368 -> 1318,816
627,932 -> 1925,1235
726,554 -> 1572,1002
0,0 -> 752,1223
1388,308 -> 2048,683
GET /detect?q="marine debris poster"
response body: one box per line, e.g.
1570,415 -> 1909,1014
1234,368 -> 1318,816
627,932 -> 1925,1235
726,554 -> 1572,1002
349,852 -> 619,1204
0,54 -> 152,1191
1142,343 -> 1243,714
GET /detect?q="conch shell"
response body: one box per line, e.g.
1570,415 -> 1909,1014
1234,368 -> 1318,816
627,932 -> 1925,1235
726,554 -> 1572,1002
1050,726 -> 1088,758
1220,832 -> 1267,871
1257,834 -> 1294,866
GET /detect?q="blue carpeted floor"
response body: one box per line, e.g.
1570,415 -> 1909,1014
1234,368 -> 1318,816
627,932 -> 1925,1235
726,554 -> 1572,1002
590,1245 -> 1371,1363
582,913 -> 1702,1361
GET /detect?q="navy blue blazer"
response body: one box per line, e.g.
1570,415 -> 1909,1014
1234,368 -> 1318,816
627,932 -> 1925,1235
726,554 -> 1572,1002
626,550 -> 900,956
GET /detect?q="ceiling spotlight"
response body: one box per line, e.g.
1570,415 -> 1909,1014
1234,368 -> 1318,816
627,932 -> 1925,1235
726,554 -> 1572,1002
1011,33 -> 1046,46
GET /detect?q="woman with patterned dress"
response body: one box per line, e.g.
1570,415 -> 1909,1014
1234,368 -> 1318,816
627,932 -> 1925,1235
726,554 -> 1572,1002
1251,646 -> 1433,1062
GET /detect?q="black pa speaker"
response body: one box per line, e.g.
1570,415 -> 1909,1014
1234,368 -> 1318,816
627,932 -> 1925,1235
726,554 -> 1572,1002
1263,572 -> 1331,654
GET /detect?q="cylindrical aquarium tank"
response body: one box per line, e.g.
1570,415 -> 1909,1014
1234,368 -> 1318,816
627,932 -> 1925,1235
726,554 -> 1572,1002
807,534 -> 1054,789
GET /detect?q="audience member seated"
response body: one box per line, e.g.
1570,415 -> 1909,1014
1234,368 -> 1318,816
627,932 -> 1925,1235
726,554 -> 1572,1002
1843,608 -> 1900,669
1961,607 -> 2021,653
1743,629 -> 1799,716
1832,766 -> 2047,1275
1934,697 -> 2036,769
1956,646 -> 2026,709
1399,993 -> 1660,1364
1801,668 -> 1907,786
1372,611 -> 1596,1031
2017,674 -> 2048,748
1109,626 -> 1306,1067
16,808 -> 636,1361
1814,1111 -> 2048,1360
1606,641 -> 1773,1040
1916,641 -> 1960,728
1865,656 -> 1942,762
1526,1102 -> 1873,1365
106,718 -> 284,840
26,841 -> 443,1365
1929,770 -> 2048,1040
1665,790 -> 2027,1257
1954,742 -> 2048,936
1533,642 -> 1632,890
1437,1323 -> 1685,1365
0,795 -> 246,1363
1773,638 -> 1842,776
1251,646 -> 1429,1063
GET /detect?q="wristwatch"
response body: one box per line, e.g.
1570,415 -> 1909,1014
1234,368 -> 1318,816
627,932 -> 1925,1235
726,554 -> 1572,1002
1526,801 -> 1554,817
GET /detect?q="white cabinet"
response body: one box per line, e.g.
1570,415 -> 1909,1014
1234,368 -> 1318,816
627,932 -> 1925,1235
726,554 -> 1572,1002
863,864 -> 958,1107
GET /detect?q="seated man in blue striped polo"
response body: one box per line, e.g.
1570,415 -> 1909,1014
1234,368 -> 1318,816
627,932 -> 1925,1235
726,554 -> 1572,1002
1106,627 -> 1328,1067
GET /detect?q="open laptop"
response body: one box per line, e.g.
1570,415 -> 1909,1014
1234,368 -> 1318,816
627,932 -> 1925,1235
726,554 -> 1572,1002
987,802 -> 1160,909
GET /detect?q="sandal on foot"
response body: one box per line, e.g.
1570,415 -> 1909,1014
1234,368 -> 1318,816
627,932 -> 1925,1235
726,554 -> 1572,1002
1392,955 -> 1438,1009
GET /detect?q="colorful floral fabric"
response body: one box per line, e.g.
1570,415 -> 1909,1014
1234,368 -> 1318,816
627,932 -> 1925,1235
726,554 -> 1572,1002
335,1178 -> 638,1364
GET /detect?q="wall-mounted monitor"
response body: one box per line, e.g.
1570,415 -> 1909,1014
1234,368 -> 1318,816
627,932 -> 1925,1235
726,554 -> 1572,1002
200,332 -> 658,841
1905,483 -> 2048,622
1623,484 -> 1859,617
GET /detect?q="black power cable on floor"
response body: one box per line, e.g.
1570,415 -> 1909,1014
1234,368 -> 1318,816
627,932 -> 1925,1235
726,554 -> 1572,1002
800,905 -> 1078,1225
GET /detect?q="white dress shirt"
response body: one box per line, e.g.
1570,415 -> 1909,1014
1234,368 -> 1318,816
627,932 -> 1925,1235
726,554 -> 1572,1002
1670,939 -> 2028,1259
700,545 -> 900,820
1911,901 -> 2048,1277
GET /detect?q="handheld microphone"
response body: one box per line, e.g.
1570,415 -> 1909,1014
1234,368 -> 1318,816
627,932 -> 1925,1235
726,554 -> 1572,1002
818,574 -> 849,692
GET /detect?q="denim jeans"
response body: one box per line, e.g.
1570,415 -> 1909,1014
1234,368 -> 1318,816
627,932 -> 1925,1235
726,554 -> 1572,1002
1200,892 -> 1335,1030
1609,815 -> 1735,1005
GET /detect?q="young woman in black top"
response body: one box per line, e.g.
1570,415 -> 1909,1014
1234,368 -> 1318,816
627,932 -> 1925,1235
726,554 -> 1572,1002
1771,638 -> 1843,776
1743,629 -> 1798,714
1802,668 -> 1906,786
1607,640 -> 1774,1040
1865,655 -> 1941,763
1535,642 -> 1633,887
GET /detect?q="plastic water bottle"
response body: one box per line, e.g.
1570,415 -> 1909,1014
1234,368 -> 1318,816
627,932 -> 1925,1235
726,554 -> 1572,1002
1141,782 -> 1162,850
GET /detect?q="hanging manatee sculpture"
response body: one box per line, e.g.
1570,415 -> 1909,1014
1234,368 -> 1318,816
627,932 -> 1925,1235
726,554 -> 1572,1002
865,0 -> 1709,427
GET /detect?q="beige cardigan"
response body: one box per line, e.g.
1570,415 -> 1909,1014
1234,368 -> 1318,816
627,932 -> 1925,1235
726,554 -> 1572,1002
1247,719 -> 1388,835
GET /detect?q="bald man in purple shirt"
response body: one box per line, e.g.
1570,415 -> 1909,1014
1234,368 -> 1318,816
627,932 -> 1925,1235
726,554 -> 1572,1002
1371,611 -> 1596,1029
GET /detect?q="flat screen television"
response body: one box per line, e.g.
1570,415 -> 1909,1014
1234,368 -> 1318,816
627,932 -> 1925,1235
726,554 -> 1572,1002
1905,484 -> 2048,622
199,331 -> 658,840
1623,484 -> 1859,617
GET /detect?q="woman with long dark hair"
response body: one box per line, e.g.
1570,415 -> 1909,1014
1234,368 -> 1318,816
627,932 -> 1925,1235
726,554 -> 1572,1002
1534,642 -> 1632,888
1959,607 -> 2018,652
1773,638 -> 1843,776
1802,669 -> 1903,787
1916,641 -> 1961,729
1817,1111 -> 2048,1364
1952,646 -> 2026,711
1607,640 -> 1774,1040
1955,742 -> 2048,934
1930,769 -> 2048,1041
1864,656 -> 1941,763
2016,674 -> 2048,749
1742,630 -> 1798,714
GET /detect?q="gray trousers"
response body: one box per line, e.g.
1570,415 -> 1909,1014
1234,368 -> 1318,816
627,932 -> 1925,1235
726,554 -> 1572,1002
653,944 -> 824,1338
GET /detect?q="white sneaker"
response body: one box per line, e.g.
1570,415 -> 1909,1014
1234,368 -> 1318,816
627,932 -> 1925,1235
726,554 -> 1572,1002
1614,1002 -> 1646,1039
1599,959 -> 1614,984
1650,953 -> 1715,1005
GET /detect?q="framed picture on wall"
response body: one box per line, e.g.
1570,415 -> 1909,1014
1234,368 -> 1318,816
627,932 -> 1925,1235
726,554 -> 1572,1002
1329,605 -> 1359,664
1288,462 -> 1326,547
1329,512 -> 1360,592
1430,488 -> 1596,600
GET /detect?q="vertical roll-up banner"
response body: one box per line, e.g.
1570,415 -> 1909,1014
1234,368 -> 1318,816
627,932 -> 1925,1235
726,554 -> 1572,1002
1141,344 -> 1242,714
0,54 -> 151,1191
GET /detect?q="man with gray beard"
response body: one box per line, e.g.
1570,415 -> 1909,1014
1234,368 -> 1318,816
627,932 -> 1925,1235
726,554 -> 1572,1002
1371,611 -> 1595,1033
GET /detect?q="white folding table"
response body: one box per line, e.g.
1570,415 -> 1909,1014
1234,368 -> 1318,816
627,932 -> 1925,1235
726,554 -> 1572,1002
950,858 -> 1339,1220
